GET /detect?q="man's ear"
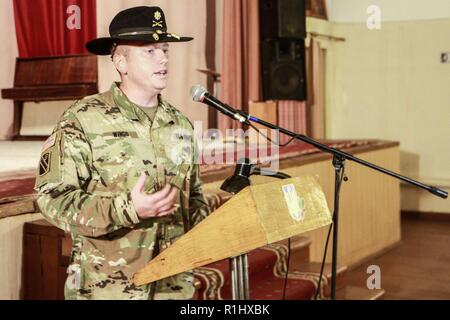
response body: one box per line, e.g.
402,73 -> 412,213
113,53 -> 128,76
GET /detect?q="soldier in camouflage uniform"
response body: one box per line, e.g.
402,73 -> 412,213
34,6 -> 209,300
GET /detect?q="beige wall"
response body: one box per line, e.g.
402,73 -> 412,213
0,0 -> 18,139
325,19 -> 450,213
307,13 -> 450,214
320,0 -> 450,213
327,0 -> 450,22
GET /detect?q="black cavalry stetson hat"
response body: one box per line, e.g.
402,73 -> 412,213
86,6 -> 193,55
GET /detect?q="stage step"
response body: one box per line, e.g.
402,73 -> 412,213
285,235 -> 312,268
248,235 -> 312,275
336,285 -> 385,300
292,262 -> 348,298
193,236 -> 316,300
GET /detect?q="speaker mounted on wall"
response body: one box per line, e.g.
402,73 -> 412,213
259,0 -> 307,101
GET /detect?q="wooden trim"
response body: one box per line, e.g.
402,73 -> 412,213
205,0 -> 217,129
13,57 -> 20,87
401,210 -> 450,222
345,240 -> 401,271
23,219 -> 65,237
305,46 -> 314,137
16,53 -> 95,62
12,101 -> 23,139
280,140 -> 399,166
201,140 -> 400,183
0,195 -> 36,219
12,135 -> 47,141
308,32 -> 346,42
2,85 -> 98,101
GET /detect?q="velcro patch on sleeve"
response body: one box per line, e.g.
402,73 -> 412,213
34,131 -> 63,190
41,134 -> 56,152
39,151 -> 51,176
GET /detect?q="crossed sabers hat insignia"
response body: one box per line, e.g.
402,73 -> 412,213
152,10 -> 163,28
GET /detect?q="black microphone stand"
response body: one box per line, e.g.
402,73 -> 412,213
216,108 -> 448,300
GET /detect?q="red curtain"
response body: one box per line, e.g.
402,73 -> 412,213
13,0 -> 96,58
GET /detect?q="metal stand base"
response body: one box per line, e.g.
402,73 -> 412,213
230,254 -> 249,300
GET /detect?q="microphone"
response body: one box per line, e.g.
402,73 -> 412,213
220,158 -> 292,194
190,85 -> 248,123
220,158 -> 254,194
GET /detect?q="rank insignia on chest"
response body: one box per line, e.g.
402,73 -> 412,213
39,152 -> 51,176
112,131 -> 130,138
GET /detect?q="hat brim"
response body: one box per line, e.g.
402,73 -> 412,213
86,34 -> 193,55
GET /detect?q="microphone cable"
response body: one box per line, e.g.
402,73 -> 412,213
282,237 -> 291,300
248,122 -> 297,147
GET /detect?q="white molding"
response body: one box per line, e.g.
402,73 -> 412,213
327,0 -> 450,23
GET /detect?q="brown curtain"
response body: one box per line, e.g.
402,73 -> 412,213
220,0 -> 261,131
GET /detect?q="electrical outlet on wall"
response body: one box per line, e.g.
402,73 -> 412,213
441,53 -> 450,63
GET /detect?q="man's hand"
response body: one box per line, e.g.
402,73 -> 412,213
131,173 -> 179,219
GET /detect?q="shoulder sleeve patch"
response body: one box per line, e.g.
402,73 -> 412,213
34,131 -> 63,191
39,151 -> 51,176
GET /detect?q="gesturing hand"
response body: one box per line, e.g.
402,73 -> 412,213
131,173 -> 179,219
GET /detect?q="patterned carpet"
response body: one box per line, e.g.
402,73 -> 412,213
193,242 -> 325,300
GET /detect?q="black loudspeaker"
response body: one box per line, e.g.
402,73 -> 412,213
259,0 -> 307,101
261,39 -> 306,101
259,0 -> 306,39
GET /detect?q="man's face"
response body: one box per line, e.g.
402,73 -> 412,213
115,42 -> 170,94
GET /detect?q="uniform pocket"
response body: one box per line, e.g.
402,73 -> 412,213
92,134 -> 143,191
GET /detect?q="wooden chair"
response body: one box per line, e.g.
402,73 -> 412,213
1,54 -> 98,140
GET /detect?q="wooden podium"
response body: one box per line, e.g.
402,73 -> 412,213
134,175 -> 332,286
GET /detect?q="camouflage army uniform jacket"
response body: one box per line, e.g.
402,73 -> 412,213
34,82 -> 209,300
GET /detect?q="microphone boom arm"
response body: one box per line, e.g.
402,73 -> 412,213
191,85 -> 447,198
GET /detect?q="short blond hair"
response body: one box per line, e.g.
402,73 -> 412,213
110,42 -> 118,61
110,42 -> 129,61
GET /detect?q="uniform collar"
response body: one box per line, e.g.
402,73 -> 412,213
111,82 -> 140,120
110,82 -> 176,128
